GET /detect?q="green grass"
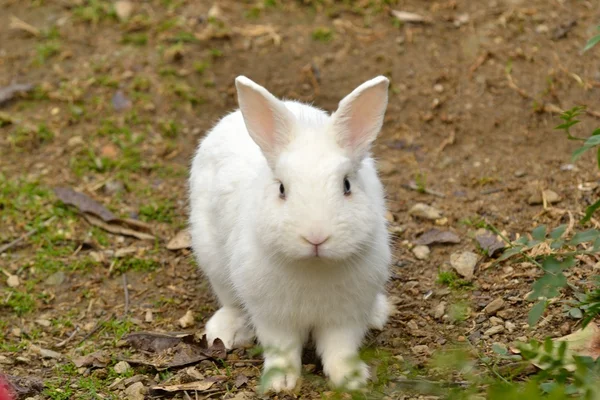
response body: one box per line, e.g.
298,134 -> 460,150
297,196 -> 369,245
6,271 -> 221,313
436,271 -> 473,290
113,257 -> 161,274
3,290 -> 36,316
312,27 -> 333,42
72,0 -> 117,24
139,199 -> 176,223
8,124 -> 55,149
36,41 -> 61,64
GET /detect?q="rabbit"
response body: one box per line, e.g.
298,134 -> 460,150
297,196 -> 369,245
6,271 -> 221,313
189,75 -> 392,392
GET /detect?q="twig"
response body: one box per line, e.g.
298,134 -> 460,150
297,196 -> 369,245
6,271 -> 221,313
123,273 -> 130,316
468,52 -> 489,77
184,391 -> 192,400
0,216 -> 56,254
55,327 -> 80,348
77,315 -> 112,346
481,187 -> 504,195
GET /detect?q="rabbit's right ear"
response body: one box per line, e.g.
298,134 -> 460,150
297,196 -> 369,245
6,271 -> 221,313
235,76 -> 294,168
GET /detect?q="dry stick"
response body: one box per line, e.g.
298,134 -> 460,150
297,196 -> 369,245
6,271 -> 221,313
55,327 -> 80,348
122,273 -> 130,316
77,314 -> 112,346
0,216 -> 56,254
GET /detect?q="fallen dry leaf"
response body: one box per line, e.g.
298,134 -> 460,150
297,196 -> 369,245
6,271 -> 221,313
234,374 -> 249,388
530,322 -> 600,371
167,229 -> 191,250
72,350 -> 110,368
54,187 -> 116,222
9,15 -> 40,37
415,229 -> 461,245
475,228 -> 505,257
123,332 -> 226,370
83,214 -> 155,241
0,82 -> 33,106
150,379 -> 218,393
178,310 -> 195,328
391,10 -> 433,24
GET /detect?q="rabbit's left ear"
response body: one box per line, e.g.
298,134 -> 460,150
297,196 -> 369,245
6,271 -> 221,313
235,76 -> 295,168
330,76 -> 389,161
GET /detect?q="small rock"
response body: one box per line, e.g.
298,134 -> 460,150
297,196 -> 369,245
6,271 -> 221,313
114,361 -> 131,374
411,345 -> 431,355
39,348 -> 62,359
514,170 -> 527,177
505,321 -> 516,333
475,229 -> 505,257
67,136 -> 84,148
178,310 -> 195,328
0,355 -> 14,365
7,274 -> 19,288
115,1 -> 134,21
408,203 -> 442,220
11,327 -> 21,337
412,245 -> 430,260
35,319 -> 51,327
44,271 -> 65,286
484,325 -> 504,336
145,310 -> 153,323
415,229 -> 460,245
166,229 -> 192,250
450,251 -> 478,281
124,381 -> 145,400
484,297 -> 505,315
112,90 -> 131,112
489,316 -> 503,326
560,163 -> 578,172
535,24 -> 549,33
527,190 -> 562,205
434,302 -> 446,319
103,180 -> 125,195
433,84 -> 444,93
407,320 -> 419,331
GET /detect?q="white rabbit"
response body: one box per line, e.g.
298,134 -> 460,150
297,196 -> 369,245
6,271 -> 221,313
189,75 -> 392,392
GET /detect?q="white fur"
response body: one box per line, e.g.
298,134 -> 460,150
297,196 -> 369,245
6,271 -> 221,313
189,76 -> 391,392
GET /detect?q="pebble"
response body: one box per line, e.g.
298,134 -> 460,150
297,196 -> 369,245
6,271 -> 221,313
0,355 -> 14,365
124,382 -> 145,400
7,274 -> 19,288
408,203 -> 442,220
39,348 -> 62,359
433,84 -> 444,93
67,136 -> 84,148
484,325 -> 504,336
434,302 -> 446,319
115,1 -> 134,21
450,251 -> 478,281
114,361 -> 131,374
411,345 -> 431,355
145,310 -> 153,323
514,170 -> 527,177
527,189 -> 562,205
178,310 -> 195,328
35,319 -> 51,327
505,321 -> 516,333
489,316 -> 503,326
484,297 -> 505,315
103,180 -> 125,195
535,24 -> 549,33
44,271 -> 65,286
412,245 -> 430,260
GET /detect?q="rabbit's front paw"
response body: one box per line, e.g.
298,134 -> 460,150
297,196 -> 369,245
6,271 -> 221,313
261,360 -> 300,393
325,358 -> 369,390
205,307 -> 254,349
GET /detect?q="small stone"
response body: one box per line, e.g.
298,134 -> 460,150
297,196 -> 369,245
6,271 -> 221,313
408,203 -> 442,220
115,1 -> 133,21
412,245 -> 430,260
35,319 -> 51,327
178,310 -> 195,328
489,316 -> 503,325
7,274 -> 19,288
39,348 -> 62,359
434,302 -> 446,319
484,325 -> 504,336
450,251 -> 478,281
514,170 -> 527,177
535,24 -> 549,33
505,321 -> 516,333
0,355 -> 14,365
11,328 -> 21,337
124,381 -> 145,400
145,310 -> 153,323
44,271 -> 65,286
560,164 -> 578,172
433,84 -> 444,93
527,189 -> 562,205
411,345 -> 431,355
484,297 -> 505,315
114,361 -> 131,374
103,180 -> 125,195
67,136 -> 84,148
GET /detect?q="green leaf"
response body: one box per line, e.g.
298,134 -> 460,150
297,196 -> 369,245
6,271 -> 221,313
593,236 -> 600,251
550,239 -> 564,250
572,145 -> 593,162
581,200 -> 600,224
550,224 -> 567,239
569,307 -> 583,319
555,120 -> 580,130
531,225 -> 547,241
542,256 -> 562,273
597,146 -> 600,170
583,34 -> 600,53
583,134 -> 600,147
529,300 -> 547,326
569,229 -> 600,244
498,246 -> 524,261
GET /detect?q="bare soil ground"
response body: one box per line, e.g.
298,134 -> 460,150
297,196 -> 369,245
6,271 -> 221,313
1,0 -> 599,399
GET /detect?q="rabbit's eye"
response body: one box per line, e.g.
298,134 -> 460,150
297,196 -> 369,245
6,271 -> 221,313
279,183 -> 286,199
343,177 -> 351,196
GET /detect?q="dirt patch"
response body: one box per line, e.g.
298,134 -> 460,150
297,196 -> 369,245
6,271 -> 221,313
1,0 -> 599,399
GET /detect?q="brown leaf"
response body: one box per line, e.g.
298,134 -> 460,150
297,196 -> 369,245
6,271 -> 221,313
150,378 -> 219,393
475,228 -> 505,257
83,214 -> 155,241
72,350 -> 110,368
415,229 -> 460,245
530,323 -> 600,371
167,229 -> 192,250
54,187 -> 116,222
234,374 -> 249,388
123,332 -> 226,370
0,82 -> 33,106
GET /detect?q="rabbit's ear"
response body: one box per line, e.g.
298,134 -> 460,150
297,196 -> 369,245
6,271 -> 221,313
331,76 -> 389,161
235,76 -> 294,166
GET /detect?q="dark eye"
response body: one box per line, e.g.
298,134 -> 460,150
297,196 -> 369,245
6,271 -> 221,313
343,177 -> 351,196
279,183 -> 286,199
